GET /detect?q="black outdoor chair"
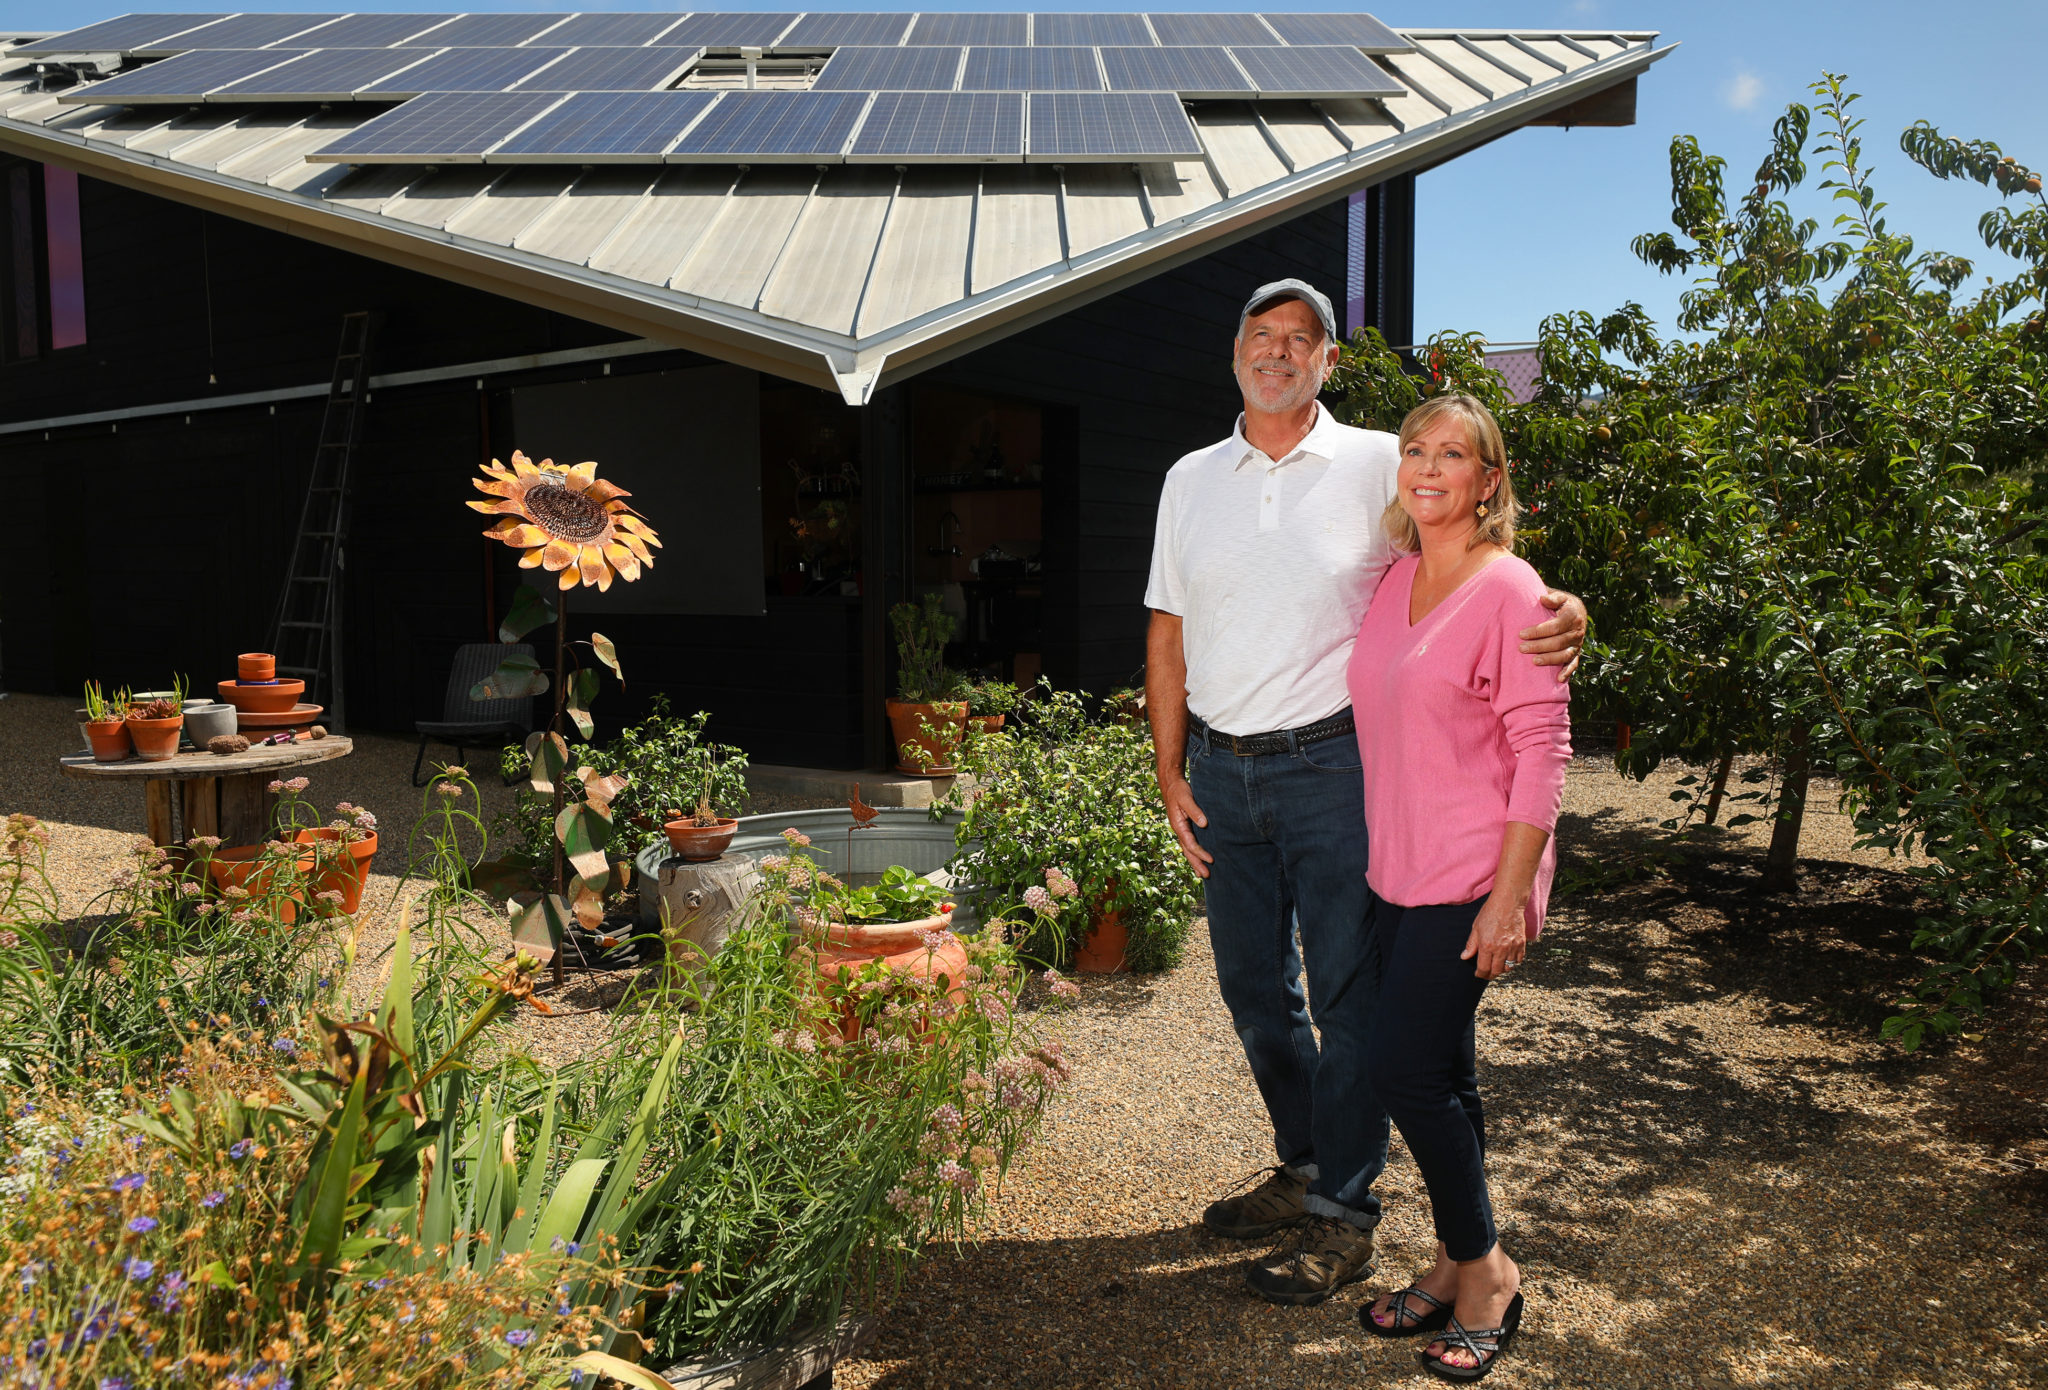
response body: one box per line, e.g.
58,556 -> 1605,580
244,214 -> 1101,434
412,642 -> 537,786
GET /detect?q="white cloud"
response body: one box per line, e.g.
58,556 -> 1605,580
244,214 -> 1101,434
1725,69 -> 1765,111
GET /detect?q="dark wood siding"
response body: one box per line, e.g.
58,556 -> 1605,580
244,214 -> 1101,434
1,170 -> 1349,769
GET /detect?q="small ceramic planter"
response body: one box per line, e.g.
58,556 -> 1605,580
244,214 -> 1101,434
183,703 -> 238,745
663,817 -> 739,862
294,828 -> 378,914
238,652 -> 275,682
126,714 -> 184,762
85,718 -> 132,762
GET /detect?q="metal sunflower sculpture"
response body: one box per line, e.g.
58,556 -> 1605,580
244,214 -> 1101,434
469,450 -> 661,590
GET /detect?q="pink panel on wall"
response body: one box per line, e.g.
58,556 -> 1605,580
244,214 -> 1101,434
43,165 -> 86,350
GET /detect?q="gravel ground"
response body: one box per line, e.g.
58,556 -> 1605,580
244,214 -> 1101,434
834,761 -> 2046,1389
7,693 -> 2044,1386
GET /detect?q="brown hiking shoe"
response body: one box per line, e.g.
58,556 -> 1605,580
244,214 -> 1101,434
1244,1213 -> 1375,1305
1201,1165 -> 1308,1240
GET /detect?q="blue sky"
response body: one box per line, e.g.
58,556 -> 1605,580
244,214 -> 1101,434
6,1 -> 2043,344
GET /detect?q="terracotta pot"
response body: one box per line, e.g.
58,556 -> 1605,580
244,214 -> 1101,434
237,652 -> 276,682
662,817 -> 739,861
85,718 -> 133,762
205,844 -> 316,924
1076,901 -> 1130,974
967,714 -> 1006,734
126,714 -> 184,762
808,909 -> 968,1041
886,699 -> 968,776
294,828 -> 378,914
217,678 -> 305,714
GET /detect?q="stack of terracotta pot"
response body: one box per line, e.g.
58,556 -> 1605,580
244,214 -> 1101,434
216,652 -> 323,733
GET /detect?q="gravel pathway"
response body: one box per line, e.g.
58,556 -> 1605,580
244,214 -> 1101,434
7,694 -> 2042,1385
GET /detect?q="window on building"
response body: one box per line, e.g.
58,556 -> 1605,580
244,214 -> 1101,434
0,159 -> 88,360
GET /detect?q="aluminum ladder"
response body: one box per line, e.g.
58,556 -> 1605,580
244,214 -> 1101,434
269,310 -> 376,734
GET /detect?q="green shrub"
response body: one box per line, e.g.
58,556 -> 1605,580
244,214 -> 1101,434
944,688 -> 1199,972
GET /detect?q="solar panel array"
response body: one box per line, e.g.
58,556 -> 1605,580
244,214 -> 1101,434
27,13 -> 1417,165
22,12 -> 1417,54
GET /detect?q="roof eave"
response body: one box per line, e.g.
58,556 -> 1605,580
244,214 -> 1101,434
0,38 -> 1672,405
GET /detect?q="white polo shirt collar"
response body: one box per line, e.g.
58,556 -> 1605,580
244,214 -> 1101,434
1230,401 -> 1341,470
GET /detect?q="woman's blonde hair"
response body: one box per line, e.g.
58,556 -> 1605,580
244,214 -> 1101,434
1382,393 -> 1519,554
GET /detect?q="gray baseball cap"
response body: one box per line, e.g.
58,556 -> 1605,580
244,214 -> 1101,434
1241,278 -> 1337,342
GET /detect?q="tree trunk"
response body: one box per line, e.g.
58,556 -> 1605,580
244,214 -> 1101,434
1703,752 -> 1735,825
1761,728 -> 1810,893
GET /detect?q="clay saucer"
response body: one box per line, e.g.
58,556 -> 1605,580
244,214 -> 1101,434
234,703 -> 324,730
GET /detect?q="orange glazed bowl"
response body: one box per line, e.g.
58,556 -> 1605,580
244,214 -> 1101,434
217,678 -> 304,714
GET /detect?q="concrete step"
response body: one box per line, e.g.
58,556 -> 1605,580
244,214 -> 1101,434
743,762 -> 956,809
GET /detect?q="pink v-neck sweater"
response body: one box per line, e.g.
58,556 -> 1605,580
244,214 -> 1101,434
1345,552 -> 1573,938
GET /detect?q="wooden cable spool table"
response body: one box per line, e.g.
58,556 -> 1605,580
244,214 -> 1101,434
59,738 -> 355,847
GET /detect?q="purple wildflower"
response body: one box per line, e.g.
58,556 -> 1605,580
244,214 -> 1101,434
127,1216 -> 157,1234
505,1329 -> 534,1348
200,1190 -> 226,1208
111,1172 -> 146,1192
125,1258 -> 155,1281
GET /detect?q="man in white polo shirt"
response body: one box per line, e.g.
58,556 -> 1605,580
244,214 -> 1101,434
1145,279 -> 1584,1305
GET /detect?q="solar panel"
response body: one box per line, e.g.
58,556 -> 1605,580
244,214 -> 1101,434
961,47 -> 1102,92
1100,47 -> 1252,97
212,47 -> 439,101
165,15 -> 343,50
669,91 -> 868,161
1259,13 -> 1414,52
1026,91 -> 1202,161
14,14 -> 228,57
1146,13 -> 1282,46
539,14 -> 689,48
848,91 -> 1023,162
662,13 -> 800,48
359,47 -> 571,96
1230,46 -> 1407,98
907,14 -> 1029,46
512,47 -> 702,93
420,14 -> 572,48
779,13 -> 915,47
310,90 -> 563,162
281,14 -> 457,49
490,90 -> 718,161
811,47 -> 963,92
1029,14 -> 1154,46
58,48 -> 309,104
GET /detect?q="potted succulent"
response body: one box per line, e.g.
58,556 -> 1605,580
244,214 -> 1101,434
125,676 -> 187,762
82,681 -> 132,761
294,800 -> 379,914
966,679 -> 1026,735
886,593 -> 969,775
663,770 -> 742,862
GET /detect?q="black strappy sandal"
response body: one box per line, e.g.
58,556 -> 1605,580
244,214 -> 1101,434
1360,1284 -> 1454,1339
1419,1292 -> 1525,1382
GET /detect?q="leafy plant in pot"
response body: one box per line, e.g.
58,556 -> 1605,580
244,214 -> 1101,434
82,681 -> 132,761
967,679 -> 1026,735
941,686 -> 1200,973
125,676 -> 187,763
887,593 -> 969,775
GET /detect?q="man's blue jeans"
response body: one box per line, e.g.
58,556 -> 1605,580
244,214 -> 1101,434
1187,720 -> 1389,1229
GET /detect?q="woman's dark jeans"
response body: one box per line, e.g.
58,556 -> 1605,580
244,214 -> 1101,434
1365,897 -> 1498,1261
1187,721 -> 1389,1229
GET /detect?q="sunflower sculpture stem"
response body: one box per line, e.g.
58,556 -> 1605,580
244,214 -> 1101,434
551,599 -> 569,987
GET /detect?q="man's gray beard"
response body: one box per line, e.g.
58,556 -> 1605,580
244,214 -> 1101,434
1236,356 -> 1325,415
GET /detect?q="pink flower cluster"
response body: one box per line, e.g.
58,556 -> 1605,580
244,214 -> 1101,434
781,827 -> 812,847
1022,885 -> 1058,916
1043,866 -> 1080,900
1040,969 -> 1081,1001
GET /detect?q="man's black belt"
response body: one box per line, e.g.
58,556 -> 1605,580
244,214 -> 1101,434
1191,710 -> 1356,757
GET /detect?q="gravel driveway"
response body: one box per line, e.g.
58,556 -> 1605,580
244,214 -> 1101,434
5,694 -> 2041,1386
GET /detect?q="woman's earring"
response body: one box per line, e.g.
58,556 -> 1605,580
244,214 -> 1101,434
1476,501 -> 1489,518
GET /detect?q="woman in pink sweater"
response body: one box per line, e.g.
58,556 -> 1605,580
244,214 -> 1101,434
1346,395 -> 1571,1381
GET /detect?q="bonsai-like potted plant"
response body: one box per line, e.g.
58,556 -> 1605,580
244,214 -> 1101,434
125,676 -> 187,762
663,767 -> 743,862
82,681 -> 132,762
886,593 -> 969,775
294,800 -> 380,914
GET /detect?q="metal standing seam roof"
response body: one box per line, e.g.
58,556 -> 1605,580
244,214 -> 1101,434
0,24 -> 1670,403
